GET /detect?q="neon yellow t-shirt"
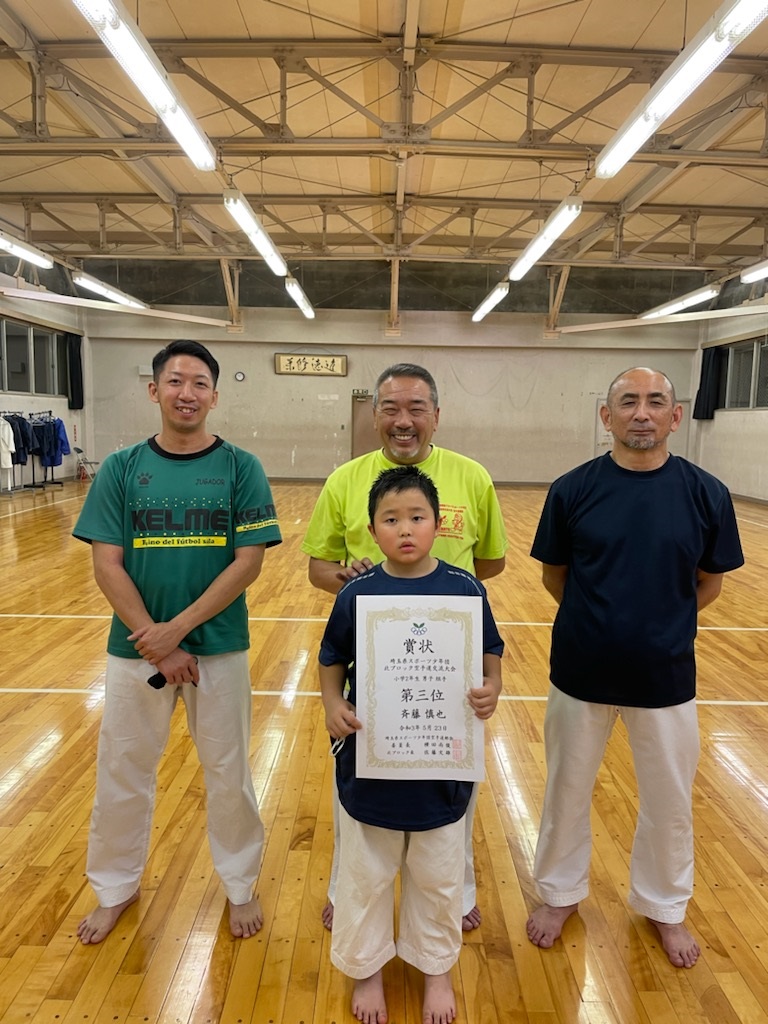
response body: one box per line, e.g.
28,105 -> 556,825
301,445 -> 507,573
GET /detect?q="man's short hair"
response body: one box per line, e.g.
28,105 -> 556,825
368,465 -> 441,524
152,340 -> 220,387
373,364 -> 439,408
606,366 -> 676,406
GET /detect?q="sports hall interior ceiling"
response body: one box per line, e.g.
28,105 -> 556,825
1,0 -> 768,327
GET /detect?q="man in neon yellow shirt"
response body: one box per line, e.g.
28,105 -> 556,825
302,362 -> 508,931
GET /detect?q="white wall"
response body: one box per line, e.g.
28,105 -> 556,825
82,306 -> 700,484
8,289 -> 766,495
694,307 -> 768,501
696,410 -> 768,500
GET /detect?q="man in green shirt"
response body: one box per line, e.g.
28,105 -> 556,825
74,340 -> 281,945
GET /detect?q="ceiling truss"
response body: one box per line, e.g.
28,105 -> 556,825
1,7 -> 767,323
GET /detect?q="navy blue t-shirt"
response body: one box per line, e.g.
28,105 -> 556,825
531,453 -> 743,708
319,560 -> 504,831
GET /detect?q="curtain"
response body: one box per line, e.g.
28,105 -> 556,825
66,333 -> 84,410
692,346 -> 721,420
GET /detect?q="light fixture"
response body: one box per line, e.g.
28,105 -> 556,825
0,230 -> 54,269
223,188 -> 288,277
740,257 -> 768,284
508,196 -> 583,281
596,0 -> 768,179
69,0 -> 216,171
640,284 -> 720,319
471,281 -> 509,322
73,272 -> 148,308
285,276 -> 316,319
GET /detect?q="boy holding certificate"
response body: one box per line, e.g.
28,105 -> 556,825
319,466 -> 504,1024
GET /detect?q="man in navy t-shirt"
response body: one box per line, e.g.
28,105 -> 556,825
527,367 -> 743,968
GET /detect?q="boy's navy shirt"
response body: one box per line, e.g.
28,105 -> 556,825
319,560 -> 504,831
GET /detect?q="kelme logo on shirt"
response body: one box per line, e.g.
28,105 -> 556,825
137,473 -> 152,486
132,508 -> 230,531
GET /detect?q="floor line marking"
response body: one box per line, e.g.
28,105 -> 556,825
0,613 -> 765,632
0,688 -> 766,707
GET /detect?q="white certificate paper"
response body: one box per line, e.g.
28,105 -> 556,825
354,594 -> 485,781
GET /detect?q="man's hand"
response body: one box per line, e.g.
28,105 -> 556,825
309,556 -> 375,594
129,621 -> 185,664
334,558 -> 375,586
154,648 -> 200,686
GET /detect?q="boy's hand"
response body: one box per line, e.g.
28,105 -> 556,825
467,676 -> 501,720
324,698 -> 362,739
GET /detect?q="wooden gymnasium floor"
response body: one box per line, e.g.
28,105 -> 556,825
0,479 -> 767,1024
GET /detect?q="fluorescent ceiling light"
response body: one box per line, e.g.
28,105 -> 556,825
0,230 -> 53,269
285,276 -> 316,319
596,0 -> 768,178
508,196 -> 583,281
640,285 -> 720,319
471,281 -> 509,322
73,272 -> 148,308
740,257 -> 768,284
70,0 -> 216,171
223,188 -> 288,277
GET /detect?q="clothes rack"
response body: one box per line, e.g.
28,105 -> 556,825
2,411 -> 70,490
28,411 -> 64,488
0,410 -> 24,495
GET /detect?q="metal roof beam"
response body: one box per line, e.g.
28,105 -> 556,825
1,193 -> 765,220
625,217 -> 686,257
161,54 -> 285,137
27,39 -> 768,77
3,137 -> 768,167
423,63 -> 523,131
402,0 -> 420,67
532,70 -> 642,142
288,58 -> 386,128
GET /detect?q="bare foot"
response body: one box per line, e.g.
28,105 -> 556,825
352,969 -> 387,1023
461,905 -> 481,931
423,971 -> 456,1024
322,900 -> 334,931
526,903 -> 578,948
648,918 -> 700,968
77,891 -> 139,945
229,894 -> 263,938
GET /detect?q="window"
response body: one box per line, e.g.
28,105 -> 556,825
717,333 -> 768,410
5,320 -> 30,392
0,320 -> 71,396
726,342 -> 754,408
33,329 -> 55,394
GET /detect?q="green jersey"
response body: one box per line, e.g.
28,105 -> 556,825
74,436 -> 281,658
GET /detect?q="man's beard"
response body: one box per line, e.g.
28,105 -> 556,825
620,435 -> 662,450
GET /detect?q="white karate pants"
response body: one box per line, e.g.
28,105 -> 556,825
331,806 -> 465,979
328,777 -> 479,916
534,685 -> 699,924
86,652 -> 263,908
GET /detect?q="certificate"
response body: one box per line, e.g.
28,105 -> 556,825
354,594 -> 485,781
